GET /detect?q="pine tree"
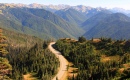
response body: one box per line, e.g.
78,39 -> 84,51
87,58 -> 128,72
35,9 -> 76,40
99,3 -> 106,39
78,36 -> 86,43
0,29 -> 8,57
0,28 -> 12,79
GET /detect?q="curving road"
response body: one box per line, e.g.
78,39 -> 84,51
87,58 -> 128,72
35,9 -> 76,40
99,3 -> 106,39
48,42 -> 68,80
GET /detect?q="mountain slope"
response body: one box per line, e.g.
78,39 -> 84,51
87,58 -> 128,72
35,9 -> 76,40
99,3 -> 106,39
55,8 -> 87,25
8,8 -> 74,38
3,28 -> 43,48
0,7 -> 84,39
0,13 -> 53,39
82,11 -> 112,31
84,13 -> 130,39
25,8 -> 84,37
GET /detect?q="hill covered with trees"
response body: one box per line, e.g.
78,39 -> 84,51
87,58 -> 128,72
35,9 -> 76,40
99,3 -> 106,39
0,28 -> 59,80
54,37 -> 130,80
8,42 -> 59,80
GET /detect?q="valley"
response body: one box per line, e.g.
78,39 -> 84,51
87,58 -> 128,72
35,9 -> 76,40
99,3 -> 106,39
0,3 -> 130,80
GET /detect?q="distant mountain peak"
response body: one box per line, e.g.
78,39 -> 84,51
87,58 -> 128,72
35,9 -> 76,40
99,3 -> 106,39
110,7 -> 130,14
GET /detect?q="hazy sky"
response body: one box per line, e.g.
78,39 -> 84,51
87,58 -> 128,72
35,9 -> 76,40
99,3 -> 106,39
0,0 -> 130,10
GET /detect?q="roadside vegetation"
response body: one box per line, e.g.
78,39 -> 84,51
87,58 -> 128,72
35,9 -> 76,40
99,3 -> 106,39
0,28 -> 59,80
8,42 -> 59,80
54,37 -> 130,80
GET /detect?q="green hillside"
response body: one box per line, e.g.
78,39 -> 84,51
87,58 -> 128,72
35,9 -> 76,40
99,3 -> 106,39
84,13 -> 130,40
25,8 -> 84,38
82,11 -> 112,31
55,8 -> 87,25
54,38 -> 130,80
0,14 -> 52,39
0,7 -> 84,40
0,28 -> 59,80
3,28 -> 43,48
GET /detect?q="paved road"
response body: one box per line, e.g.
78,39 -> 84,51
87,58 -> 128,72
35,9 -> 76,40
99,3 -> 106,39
48,42 -> 68,80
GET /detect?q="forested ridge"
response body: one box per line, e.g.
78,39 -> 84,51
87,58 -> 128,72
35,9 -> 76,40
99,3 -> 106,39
0,29 -> 59,80
0,6 -> 84,40
0,3 -> 130,80
54,37 -> 130,80
7,41 -> 59,80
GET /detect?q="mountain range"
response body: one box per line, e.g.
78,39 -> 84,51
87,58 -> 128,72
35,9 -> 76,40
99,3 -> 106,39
81,11 -> 112,31
0,6 -> 84,40
83,13 -> 130,40
0,3 -> 130,40
55,8 -> 87,25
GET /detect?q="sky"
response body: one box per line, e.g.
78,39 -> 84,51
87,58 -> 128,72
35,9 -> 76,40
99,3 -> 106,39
0,0 -> 130,10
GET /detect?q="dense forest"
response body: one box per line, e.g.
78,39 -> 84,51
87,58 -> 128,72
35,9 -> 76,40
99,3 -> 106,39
7,41 -> 59,80
0,28 -> 59,80
54,37 -> 130,80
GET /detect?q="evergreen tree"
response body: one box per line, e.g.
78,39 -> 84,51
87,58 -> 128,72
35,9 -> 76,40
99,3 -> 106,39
0,28 -> 12,79
78,36 -> 86,43
54,38 -> 130,80
0,29 -> 8,57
